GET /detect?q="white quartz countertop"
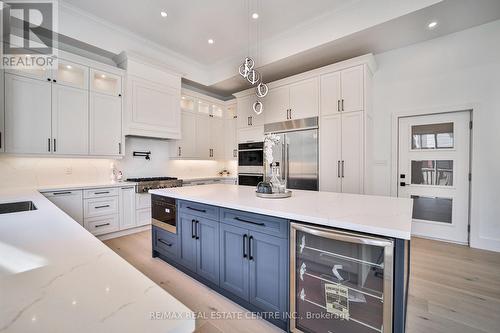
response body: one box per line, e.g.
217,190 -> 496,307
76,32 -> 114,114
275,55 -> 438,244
150,184 -> 413,240
0,188 -> 194,333
37,181 -> 137,192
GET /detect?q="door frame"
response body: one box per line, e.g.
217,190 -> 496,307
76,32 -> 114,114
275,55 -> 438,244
390,104 -> 474,244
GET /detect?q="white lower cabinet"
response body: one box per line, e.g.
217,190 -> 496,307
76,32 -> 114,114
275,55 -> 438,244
83,196 -> 119,218
119,186 -> 136,230
90,92 -> 123,156
136,208 -> 151,227
43,190 -> 84,225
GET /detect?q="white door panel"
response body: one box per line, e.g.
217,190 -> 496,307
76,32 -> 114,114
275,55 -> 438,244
289,78 -> 318,120
341,111 -> 363,194
52,85 -> 89,155
264,85 -> 289,124
319,115 -> 342,192
320,72 -> 341,116
398,111 -> 470,244
341,66 -> 364,113
5,74 -> 52,154
90,93 -> 122,156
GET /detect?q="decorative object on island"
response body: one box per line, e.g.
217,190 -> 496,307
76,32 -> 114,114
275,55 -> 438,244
256,181 -> 273,194
257,134 -> 290,198
218,169 -> 231,177
238,0 -> 268,115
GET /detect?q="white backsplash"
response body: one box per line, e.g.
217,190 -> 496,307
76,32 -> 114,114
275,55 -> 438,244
0,137 -> 237,189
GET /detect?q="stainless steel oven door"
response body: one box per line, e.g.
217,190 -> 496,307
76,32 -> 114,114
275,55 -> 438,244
238,173 -> 264,186
151,195 -> 177,233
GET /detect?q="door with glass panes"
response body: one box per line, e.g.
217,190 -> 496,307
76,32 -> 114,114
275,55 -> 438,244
398,111 -> 471,244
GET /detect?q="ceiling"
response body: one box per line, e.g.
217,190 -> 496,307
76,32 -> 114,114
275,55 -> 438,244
60,0 -> 500,98
61,0 -> 358,66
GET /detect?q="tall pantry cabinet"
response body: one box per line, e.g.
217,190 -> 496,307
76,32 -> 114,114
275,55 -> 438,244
319,62 -> 374,194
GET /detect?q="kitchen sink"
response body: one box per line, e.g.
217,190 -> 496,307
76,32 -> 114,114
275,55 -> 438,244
0,201 -> 38,214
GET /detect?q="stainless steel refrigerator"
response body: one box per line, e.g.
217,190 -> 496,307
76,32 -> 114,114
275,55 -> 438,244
264,117 -> 319,191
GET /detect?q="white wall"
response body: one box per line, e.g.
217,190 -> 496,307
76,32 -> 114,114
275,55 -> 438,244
0,137 -> 237,189
371,19 -> 500,252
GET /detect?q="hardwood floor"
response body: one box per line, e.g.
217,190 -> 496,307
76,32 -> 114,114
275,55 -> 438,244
104,231 -> 500,333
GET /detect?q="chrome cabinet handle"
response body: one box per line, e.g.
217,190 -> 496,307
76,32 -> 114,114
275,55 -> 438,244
342,161 -> 345,178
53,138 -> 56,152
53,191 -> 72,195
94,205 -> 110,209
338,161 -> 341,178
118,142 -> 122,154
338,100 -> 341,112
94,191 -> 110,195
342,99 -> 345,111
48,138 -> 51,152
158,239 -> 172,247
95,223 -> 110,228
243,234 -> 248,258
234,216 -> 265,227
248,236 -> 254,261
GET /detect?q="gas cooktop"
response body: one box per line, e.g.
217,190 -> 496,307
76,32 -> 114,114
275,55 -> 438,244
126,177 -> 183,193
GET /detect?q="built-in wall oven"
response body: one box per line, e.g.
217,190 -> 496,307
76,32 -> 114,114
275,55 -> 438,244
151,195 -> 177,233
238,142 -> 264,186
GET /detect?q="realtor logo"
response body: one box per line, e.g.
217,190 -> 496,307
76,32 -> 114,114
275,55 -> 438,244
1,1 -> 57,69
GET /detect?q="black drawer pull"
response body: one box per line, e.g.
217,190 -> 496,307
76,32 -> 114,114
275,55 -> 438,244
94,191 -> 110,195
186,206 -> 206,213
95,205 -> 110,209
95,223 -> 110,228
53,191 -> 72,195
249,235 -> 254,261
158,239 -> 172,247
234,216 -> 265,227
195,221 -> 200,240
243,234 -> 248,258
191,219 -> 196,239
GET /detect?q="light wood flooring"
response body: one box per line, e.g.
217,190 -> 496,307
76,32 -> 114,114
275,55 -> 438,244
104,231 -> 500,333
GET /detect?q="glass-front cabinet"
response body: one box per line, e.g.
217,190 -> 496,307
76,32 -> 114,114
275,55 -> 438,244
291,223 -> 394,333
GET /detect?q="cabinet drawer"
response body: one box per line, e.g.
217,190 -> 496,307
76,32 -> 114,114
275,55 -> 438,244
178,200 -> 219,221
83,188 -> 119,199
221,209 -> 288,238
153,226 -> 177,258
84,197 -> 119,218
84,214 -> 119,236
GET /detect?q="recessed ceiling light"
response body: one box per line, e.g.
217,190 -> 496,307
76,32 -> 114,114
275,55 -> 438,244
208,39 -> 214,45
66,65 -> 72,69
160,11 -> 168,18
427,21 -> 438,30
101,74 -> 106,79
252,13 -> 259,19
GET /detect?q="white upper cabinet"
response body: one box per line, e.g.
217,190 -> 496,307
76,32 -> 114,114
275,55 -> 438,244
264,85 -> 289,124
237,95 -> 264,128
5,73 -> 52,154
0,70 -> 4,152
321,65 -> 364,115
174,111 -> 197,158
119,54 -> 181,139
341,66 -> 364,113
90,69 -> 122,97
6,66 -> 51,82
90,93 -> 122,156
54,60 -> 89,89
210,114 -> 225,160
195,112 -> 211,159
289,78 -> 319,120
263,77 -> 318,123
52,85 -> 89,155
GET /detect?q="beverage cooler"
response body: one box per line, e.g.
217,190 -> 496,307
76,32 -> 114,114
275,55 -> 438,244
290,223 -> 396,333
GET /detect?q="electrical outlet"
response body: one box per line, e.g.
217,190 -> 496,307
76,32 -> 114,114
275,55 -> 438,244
65,167 -> 73,175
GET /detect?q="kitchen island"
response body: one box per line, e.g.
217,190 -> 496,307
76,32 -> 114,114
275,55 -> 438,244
150,184 -> 413,333
0,188 -> 195,333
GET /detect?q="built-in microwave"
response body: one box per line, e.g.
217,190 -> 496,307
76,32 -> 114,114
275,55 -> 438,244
151,195 -> 177,233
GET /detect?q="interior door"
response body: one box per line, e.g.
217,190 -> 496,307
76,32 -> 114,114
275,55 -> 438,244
341,111 -> 364,194
398,111 -> 471,244
52,84 -> 89,155
285,129 -> 319,191
5,73 -> 52,154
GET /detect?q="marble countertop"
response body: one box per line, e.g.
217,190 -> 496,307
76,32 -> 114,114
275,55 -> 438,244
0,188 -> 195,333
150,184 -> 413,240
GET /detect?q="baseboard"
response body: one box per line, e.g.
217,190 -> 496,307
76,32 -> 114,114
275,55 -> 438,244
98,225 -> 151,241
